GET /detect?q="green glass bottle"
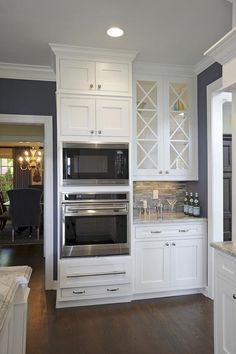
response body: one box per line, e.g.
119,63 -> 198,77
188,192 -> 194,216
184,192 -> 189,215
193,192 -> 200,217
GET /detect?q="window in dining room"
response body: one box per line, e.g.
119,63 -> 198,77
0,149 -> 14,199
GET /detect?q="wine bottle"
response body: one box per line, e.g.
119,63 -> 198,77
184,192 -> 189,215
188,192 -> 194,216
193,192 -> 200,217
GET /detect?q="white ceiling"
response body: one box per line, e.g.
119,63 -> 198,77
0,0 -> 233,67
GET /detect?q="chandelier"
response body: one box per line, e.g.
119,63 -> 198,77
18,147 -> 42,171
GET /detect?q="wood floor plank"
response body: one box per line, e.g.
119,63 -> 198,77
0,245 -> 214,354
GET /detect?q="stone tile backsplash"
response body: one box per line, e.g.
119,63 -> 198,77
133,181 -> 186,213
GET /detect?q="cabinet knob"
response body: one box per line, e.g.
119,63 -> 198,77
233,294 -> 236,299
165,171 -> 169,174
165,242 -> 169,246
90,130 -> 94,134
159,171 -> 163,174
98,84 -> 101,89
98,130 -> 102,134
89,84 -> 94,89
172,242 -> 176,246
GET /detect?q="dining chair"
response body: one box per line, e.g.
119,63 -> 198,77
7,188 -> 42,242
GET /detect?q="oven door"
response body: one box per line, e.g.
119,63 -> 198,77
63,143 -> 129,185
61,202 -> 129,257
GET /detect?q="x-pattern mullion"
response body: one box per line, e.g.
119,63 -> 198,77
136,81 -> 158,110
137,141 -> 158,168
170,142 -> 189,168
169,84 -> 189,111
137,111 -> 158,139
169,114 -> 189,140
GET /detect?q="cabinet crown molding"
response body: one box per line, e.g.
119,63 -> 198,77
204,26 -> 236,65
133,61 -> 196,77
49,43 -> 138,63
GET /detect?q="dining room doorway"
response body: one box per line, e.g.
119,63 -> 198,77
0,115 -> 54,290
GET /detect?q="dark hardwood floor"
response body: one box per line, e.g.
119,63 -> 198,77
0,245 -> 214,354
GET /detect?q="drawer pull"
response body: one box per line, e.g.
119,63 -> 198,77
233,294 -> 236,299
107,288 -> 119,292
73,290 -> 85,295
67,271 -> 126,278
151,231 -> 162,234
179,229 -> 189,233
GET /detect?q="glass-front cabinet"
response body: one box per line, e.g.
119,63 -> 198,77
134,75 -> 197,180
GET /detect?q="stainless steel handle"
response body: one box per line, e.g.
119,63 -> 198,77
172,242 -> 176,246
151,231 -> 162,234
159,171 -> 163,174
165,242 -> 169,246
233,294 -> 236,299
98,130 -> 102,134
73,290 -> 85,295
90,130 -> 94,134
89,84 -> 94,89
179,229 -> 189,233
98,84 -> 101,89
165,171 -> 169,174
67,271 -> 126,278
107,288 -> 119,292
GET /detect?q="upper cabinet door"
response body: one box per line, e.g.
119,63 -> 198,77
60,96 -> 96,136
96,98 -> 130,137
95,62 -> 130,94
59,59 -> 95,91
134,79 -> 164,177
164,78 -> 197,178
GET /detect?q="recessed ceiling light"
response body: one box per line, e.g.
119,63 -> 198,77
107,27 -> 124,38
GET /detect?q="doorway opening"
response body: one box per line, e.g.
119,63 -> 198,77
207,79 -> 232,299
0,115 -> 54,290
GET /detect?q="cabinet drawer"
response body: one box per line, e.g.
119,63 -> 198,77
60,283 -> 131,300
59,257 -> 132,288
135,222 -> 206,239
215,251 -> 236,283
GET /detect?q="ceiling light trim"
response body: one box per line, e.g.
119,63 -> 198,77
0,62 -> 55,81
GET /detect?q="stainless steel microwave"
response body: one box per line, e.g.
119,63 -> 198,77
63,143 -> 129,185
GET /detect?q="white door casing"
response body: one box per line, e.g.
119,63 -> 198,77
0,114 -> 54,290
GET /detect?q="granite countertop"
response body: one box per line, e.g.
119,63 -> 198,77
133,211 -> 207,224
211,241 -> 236,258
0,266 -> 32,332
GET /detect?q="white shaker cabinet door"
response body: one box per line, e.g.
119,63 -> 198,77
59,59 -> 95,91
170,238 -> 205,288
215,275 -> 236,354
96,99 -> 130,137
96,62 -> 130,94
60,96 -> 96,136
135,241 -> 170,292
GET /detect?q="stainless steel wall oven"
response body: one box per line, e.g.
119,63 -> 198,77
63,143 -> 129,185
61,192 -> 130,257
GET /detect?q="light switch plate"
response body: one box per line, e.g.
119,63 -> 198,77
153,190 -> 159,199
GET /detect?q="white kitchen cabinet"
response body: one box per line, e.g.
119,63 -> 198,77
133,76 -> 198,180
49,43 -> 137,97
214,251 -> 236,354
59,59 -> 130,95
170,238 -> 204,288
135,240 -> 170,291
134,220 -> 206,293
57,256 -> 132,307
59,95 -> 130,138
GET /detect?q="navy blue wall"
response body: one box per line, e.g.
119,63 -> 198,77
187,62 -> 222,217
0,78 -> 58,278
